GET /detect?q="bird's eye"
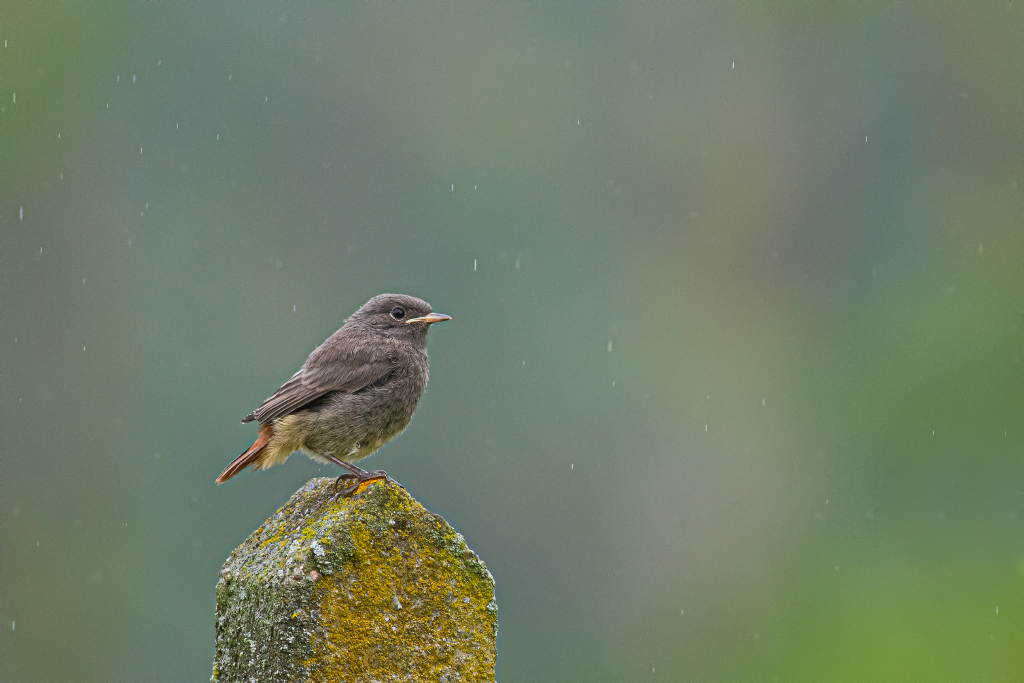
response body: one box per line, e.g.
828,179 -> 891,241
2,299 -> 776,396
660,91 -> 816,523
391,307 -> 405,320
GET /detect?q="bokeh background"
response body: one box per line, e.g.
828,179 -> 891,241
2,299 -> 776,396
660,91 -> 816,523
2,4 -> 1022,681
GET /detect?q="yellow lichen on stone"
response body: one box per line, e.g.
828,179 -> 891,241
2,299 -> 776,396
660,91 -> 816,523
305,484 -> 496,681
213,478 -> 496,683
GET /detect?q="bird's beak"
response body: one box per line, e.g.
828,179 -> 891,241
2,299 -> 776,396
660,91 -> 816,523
406,313 -> 452,325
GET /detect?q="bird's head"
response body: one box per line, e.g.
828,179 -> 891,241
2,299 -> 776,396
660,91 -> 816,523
350,293 -> 451,341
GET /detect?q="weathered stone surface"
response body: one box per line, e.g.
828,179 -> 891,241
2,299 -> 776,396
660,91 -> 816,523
212,478 -> 497,682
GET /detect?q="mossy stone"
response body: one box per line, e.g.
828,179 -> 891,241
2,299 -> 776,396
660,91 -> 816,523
212,478 -> 497,682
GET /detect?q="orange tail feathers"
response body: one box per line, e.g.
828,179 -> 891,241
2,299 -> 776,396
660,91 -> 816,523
216,424 -> 273,484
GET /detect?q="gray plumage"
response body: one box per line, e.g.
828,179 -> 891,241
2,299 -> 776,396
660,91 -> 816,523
217,294 -> 449,485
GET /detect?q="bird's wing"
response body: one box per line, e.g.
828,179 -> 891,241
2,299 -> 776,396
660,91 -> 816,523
242,332 -> 394,424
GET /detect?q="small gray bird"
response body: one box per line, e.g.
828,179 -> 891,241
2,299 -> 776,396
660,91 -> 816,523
216,293 -> 450,495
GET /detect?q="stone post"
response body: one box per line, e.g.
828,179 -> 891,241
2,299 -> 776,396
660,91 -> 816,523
212,478 -> 497,682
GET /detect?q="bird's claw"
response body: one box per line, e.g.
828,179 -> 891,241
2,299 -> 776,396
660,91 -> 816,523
330,468 -> 400,500
332,473 -> 357,491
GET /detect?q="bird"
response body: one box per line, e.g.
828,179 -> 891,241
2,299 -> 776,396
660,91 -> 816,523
216,293 -> 450,495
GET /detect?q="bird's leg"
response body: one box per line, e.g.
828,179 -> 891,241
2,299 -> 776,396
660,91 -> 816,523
323,454 -> 402,498
319,452 -> 358,491
338,460 -> 401,485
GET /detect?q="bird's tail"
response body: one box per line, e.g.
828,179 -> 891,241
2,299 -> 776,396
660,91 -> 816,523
216,424 -> 273,484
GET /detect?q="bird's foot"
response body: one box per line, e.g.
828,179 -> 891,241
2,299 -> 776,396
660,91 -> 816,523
330,461 -> 402,499
332,473 -> 357,492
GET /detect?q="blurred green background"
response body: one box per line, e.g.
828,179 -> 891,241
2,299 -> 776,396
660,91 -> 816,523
1,4 -> 1022,681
